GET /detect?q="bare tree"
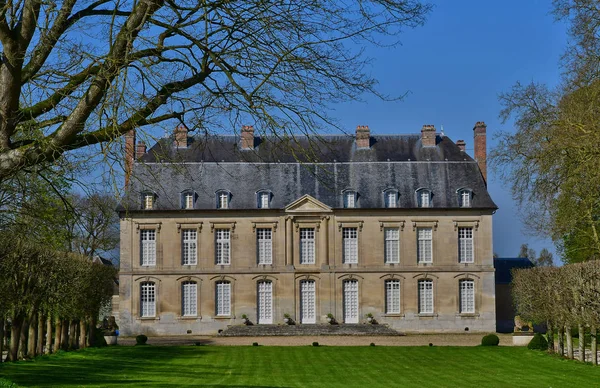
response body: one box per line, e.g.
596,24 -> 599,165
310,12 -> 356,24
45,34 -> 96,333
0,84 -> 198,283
0,1 -> 431,180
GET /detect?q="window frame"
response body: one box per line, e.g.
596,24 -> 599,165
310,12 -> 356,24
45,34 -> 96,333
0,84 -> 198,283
181,190 -> 195,209
342,227 -> 358,264
458,227 -> 474,263
140,229 -> 157,266
417,227 -> 433,264
215,281 -> 231,316
140,281 -> 156,318
257,190 -> 271,209
457,188 -> 472,208
299,228 -> 316,264
384,189 -> 398,208
459,279 -> 475,314
343,190 -> 357,208
182,229 -> 198,265
215,229 -> 231,265
416,188 -> 432,208
385,279 -> 401,314
257,228 -> 273,265
141,192 -> 156,210
384,227 -> 400,264
216,190 -> 231,209
181,281 -> 198,317
418,279 -> 434,315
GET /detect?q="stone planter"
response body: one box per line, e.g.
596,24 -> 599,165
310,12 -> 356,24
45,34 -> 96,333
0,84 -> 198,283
367,317 -> 374,323
284,318 -> 290,324
104,335 -> 118,345
512,333 -> 534,346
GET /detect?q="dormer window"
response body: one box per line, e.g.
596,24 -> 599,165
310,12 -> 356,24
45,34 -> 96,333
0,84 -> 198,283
417,189 -> 432,208
216,190 -> 230,209
384,189 -> 398,208
181,190 -> 195,209
343,190 -> 357,208
458,189 -> 472,208
142,192 -> 155,210
257,190 -> 271,209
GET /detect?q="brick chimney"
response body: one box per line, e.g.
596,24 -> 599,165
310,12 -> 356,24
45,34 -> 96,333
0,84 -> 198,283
421,125 -> 436,147
456,139 -> 466,152
473,121 -> 487,183
356,125 -> 370,149
124,130 -> 135,186
136,141 -> 147,159
240,125 -> 255,150
174,125 -> 188,148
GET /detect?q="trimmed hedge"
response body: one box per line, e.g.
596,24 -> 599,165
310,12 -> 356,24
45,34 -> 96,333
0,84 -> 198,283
481,334 -> 500,346
527,333 -> 548,350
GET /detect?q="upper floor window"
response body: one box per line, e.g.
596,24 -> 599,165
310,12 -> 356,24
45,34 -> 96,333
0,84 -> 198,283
182,229 -> 197,265
140,281 -> 156,317
416,189 -> 432,208
257,228 -> 273,265
417,227 -> 433,264
181,191 -> 195,209
343,190 -> 357,208
458,189 -> 472,208
215,229 -> 231,265
459,279 -> 475,314
458,227 -> 474,263
142,192 -> 155,210
384,189 -> 398,208
141,229 -> 156,266
342,227 -> 358,264
300,228 -> 316,264
384,228 -> 400,264
257,191 -> 271,209
216,190 -> 230,209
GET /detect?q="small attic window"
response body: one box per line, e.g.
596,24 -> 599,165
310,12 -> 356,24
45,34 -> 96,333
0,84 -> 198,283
343,190 -> 357,208
142,192 -> 156,210
384,189 -> 398,208
416,189 -> 432,208
458,189 -> 472,208
181,190 -> 195,209
257,190 -> 271,209
216,190 -> 231,209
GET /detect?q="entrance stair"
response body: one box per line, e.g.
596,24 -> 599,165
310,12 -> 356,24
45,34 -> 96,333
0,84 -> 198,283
218,323 -> 404,337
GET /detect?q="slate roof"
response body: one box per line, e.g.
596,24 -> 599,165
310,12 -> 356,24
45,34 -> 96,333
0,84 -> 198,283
120,134 -> 497,211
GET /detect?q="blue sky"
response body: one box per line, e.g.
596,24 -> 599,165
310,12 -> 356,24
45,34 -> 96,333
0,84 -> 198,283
331,0 -> 567,259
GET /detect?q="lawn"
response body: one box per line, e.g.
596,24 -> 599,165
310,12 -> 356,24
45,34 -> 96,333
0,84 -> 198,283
1,345 -> 599,387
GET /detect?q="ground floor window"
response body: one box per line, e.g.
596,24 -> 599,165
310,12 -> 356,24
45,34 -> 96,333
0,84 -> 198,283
385,280 -> 401,314
216,281 -> 231,316
418,279 -> 433,314
141,282 -> 156,317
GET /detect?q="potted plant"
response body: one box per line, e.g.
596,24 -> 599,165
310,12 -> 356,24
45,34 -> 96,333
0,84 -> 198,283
241,314 -> 250,325
366,313 -> 374,323
102,316 -> 119,345
283,313 -> 292,324
326,313 -> 336,324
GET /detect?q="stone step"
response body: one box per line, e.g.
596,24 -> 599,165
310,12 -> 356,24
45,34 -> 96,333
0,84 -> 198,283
218,324 -> 404,337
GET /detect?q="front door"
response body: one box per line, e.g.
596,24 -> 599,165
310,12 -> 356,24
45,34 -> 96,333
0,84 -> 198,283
300,280 -> 316,324
344,280 -> 359,323
257,281 -> 273,324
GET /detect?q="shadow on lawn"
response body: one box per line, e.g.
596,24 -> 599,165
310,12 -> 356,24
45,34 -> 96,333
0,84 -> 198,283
0,346 -> 284,387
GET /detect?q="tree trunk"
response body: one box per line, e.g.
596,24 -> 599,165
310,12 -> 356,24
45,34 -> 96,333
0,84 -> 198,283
79,319 -> 87,349
578,324 -> 585,362
68,320 -> 76,350
546,322 -> 554,353
19,318 -> 28,359
566,325 -> 574,359
61,319 -> 69,350
0,318 -> 4,363
9,315 -> 24,362
36,313 -> 44,355
558,325 -> 565,356
27,313 -> 37,358
45,316 -> 52,354
89,317 -> 97,347
591,326 -> 597,366
55,318 -> 62,352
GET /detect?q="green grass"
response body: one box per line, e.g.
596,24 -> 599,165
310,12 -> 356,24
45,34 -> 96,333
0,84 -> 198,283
1,346 -> 600,387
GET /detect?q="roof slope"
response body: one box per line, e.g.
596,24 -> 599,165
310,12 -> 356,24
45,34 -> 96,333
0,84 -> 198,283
121,134 -> 497,211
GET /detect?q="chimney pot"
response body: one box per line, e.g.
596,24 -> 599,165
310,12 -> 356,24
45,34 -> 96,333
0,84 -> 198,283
356,125 -> 370,149
473,121 -> 487,183
456,139 -> 466,152
174,125 -> 188,148
240,125 -> 255,150
421,124 -> 436,147
136,141 -> 147,159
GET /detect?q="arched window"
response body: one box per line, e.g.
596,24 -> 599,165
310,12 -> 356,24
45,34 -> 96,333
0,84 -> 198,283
216,190 -> 231,209
140,281 -> 156,317
181,190 -> 195,209
216,281 -> 231,316
459,279 -> 475,314
385,279 -> 401,314
384,189 -> 398,208
181,281 -> 198,317
256,190 -> 272,209
141,191 -> 156,210
343,190 -> 357,208
418,279 -> 433,314
416,188 -> 432,208
457,188 -> 472,208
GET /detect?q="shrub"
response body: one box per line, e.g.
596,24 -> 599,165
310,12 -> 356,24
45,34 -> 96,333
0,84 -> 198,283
370,343 -> 375,346
90,327 -> 107,347
252,342 -> 259,346
527,333 -> 548,351
481,334 -> 500,346
312,342 -> 319,347
135,334 -> 148,346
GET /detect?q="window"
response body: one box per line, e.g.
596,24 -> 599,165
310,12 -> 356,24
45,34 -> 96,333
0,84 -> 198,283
257,228 -> 273,264
141,230 -> 156,266
385,190 -> 398,208
216,191 -> 229,209
460,280 -> 475,313
458,227 -> 474,263
140,282 -> 156,317
216,281 -> 231,316
215,229 -> 231,265
182,281 -> 197,316
417,228 -> 432,263
344,191 -> 356,208
142,193 -> 154,209
182,229 -> 197,265
257,191 -> 270,209
458,189 -> 471,208
182,191 -> 194,209
417,189 -> 431,208
384,228 -> 400,264
343,227 -> 358,264
300,228 -> 315,264
385,280 -> 401,314
418,280 -> 433,314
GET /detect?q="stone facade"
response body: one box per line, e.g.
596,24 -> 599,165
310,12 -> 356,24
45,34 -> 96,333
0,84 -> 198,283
117,123 -> 497,335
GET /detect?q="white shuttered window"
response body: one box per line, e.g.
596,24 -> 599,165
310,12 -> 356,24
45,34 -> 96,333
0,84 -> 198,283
385,280 -> 401,314
458,227 -> 474,263
343,228 -> 358,264
384,228 -> 400,264
141,282 -> 156,317
215,229 -> 231,265
182,281 -> 197,316
418,280 -> 433,314
460,280 -> 475,314
417,228 -> 433,263
182,229 -> 197,265
257,228 -> 273,264
216,281 -> 231,316
300,228 -> 315,264
141,230 -> 156,266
